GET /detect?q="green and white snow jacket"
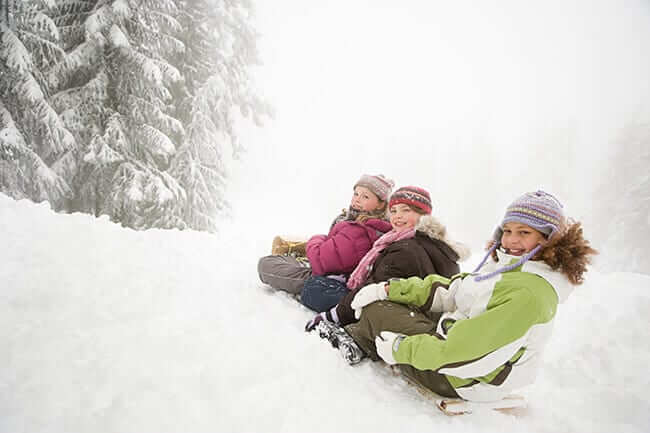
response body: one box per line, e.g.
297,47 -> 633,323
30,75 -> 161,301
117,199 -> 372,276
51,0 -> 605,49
387,249 -> 574,402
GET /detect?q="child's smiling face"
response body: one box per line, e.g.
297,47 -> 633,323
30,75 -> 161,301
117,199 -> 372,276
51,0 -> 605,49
501,222 -> 546,256
389,203 -> 421,232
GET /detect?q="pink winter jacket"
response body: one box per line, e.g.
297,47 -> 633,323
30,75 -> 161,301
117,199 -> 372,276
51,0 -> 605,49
306,218 -> 392,276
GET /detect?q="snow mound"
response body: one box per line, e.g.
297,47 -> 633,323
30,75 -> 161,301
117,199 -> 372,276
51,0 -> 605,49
1,194 -> 648,433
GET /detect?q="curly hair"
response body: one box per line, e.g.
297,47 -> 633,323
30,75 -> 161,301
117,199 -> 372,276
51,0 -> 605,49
488,220 -> 598,285
536,220 -> 598,285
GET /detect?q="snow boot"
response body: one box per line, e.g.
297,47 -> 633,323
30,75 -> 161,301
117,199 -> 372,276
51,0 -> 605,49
315,319 -> 339,347
271,236 -> 307,257
315,320 -> 366,365
339,338 -> 365,365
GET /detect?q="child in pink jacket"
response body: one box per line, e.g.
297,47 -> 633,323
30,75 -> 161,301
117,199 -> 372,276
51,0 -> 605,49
258,174 -> 394,307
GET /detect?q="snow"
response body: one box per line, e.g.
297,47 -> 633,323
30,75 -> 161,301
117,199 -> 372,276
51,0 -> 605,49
142,58 -> 163,86
84,6 -> 109,35
31,12 -> 60,42
143,125 -> 176,158
148,176 -> 174,203
0,28 -> 32,73
83,137 -> 122,166
1,194 -> 649,433
108,25 -> 130,48
112,0 -> 131,19
21,78 -> 45,104
0,128 -> 21,146
126,182 -> 144,202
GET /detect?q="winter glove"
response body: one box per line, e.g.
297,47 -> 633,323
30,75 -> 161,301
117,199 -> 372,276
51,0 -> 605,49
350,282 -> 388,319
375,331 -> 405,365
305,312 -> 326,332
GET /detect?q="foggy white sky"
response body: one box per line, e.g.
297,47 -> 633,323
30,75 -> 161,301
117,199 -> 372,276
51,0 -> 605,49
232,0 -> 650,246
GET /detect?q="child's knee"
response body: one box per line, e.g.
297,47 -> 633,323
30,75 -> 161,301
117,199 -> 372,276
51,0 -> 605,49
358,301 -> 396,324
257,255 -> 272,274
301,276 -> 348,312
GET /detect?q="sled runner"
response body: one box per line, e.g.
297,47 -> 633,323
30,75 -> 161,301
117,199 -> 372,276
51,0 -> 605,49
310,318 -> 527,415
435,394 -> 527,416
400,371 -> 527,416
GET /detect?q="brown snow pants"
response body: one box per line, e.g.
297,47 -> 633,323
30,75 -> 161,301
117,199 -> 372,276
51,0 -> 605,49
345,301 -> 459,398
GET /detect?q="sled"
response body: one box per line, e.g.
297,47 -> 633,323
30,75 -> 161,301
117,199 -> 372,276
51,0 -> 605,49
435,394 -> 527,416
399,370 -> 527,416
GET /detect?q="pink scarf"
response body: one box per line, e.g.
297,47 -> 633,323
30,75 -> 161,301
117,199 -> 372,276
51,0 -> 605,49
347,228 -> 416,289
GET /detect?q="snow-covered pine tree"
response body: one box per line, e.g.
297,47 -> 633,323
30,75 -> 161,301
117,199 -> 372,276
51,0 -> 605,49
169,0 -> 270,231
53,0 -> 187,230
0,0 -> 74,209
0,0 -> 15,30
0,100 -> 72,205
1,0 -> 266,231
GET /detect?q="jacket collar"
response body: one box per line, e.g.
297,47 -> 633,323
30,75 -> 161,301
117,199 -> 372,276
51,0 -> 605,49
495,249 -> 574,303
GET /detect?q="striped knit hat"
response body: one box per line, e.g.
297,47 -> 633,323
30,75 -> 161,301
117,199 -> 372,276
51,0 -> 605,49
388,186 -> 432,215
473,190 -> 565,281
354,174 -> 395,201
497,190 -> 565,240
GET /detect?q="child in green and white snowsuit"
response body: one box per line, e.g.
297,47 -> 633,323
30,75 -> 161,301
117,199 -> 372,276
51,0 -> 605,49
347,190 -> 597,402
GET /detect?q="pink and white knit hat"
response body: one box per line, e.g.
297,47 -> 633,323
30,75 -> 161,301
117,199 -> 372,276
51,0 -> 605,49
354,174 -> 395,201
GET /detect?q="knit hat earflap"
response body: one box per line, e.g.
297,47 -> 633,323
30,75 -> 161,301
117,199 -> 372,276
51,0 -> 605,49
473,190 -> 565,281
388,186 -> 432,215
354,174 -> 395,202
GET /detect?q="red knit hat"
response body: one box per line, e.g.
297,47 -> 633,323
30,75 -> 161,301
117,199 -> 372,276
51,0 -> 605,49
388,186 -> 432,214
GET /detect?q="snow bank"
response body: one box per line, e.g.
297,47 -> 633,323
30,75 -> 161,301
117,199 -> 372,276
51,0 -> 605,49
1,194 -> 648,433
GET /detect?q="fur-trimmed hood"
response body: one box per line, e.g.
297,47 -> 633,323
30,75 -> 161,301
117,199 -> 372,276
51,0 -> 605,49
415,215 -> 471,262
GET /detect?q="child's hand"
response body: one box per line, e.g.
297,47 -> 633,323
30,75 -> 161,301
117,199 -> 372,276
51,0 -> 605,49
304,313 -> 326,332
375,331 -> 405,365
350,282 -> 388,319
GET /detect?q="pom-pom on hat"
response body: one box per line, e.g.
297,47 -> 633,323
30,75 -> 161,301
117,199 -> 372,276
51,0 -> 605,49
388,186 -> 432,215
354,174 -> 395,202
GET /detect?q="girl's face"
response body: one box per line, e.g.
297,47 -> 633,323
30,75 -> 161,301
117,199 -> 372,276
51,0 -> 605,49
389,203 -> 421,232
350,186 -> 382,212
501,222 -> 546,256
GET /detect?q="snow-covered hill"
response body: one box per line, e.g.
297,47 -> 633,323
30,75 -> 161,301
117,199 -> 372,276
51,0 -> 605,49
1,194 -> 649,433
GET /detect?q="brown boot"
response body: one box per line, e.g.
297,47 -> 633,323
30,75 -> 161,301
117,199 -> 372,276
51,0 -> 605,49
271,236 -> 307,256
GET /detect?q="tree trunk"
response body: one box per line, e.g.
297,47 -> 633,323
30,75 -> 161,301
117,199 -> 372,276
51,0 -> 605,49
1,0 -> 7,26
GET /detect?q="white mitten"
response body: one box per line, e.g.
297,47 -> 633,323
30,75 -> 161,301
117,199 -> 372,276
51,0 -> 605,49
351,282 -> 388,319
375,331 -> 404,365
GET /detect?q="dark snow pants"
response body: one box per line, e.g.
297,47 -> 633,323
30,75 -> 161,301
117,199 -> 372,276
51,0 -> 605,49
345,301 -> 459,398
258,255 -> 349,311
300,276 -> 349,312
